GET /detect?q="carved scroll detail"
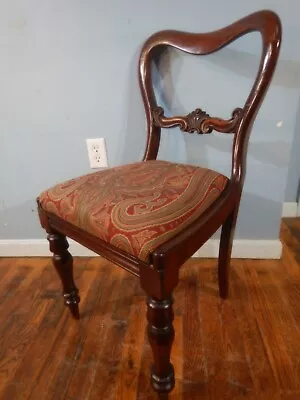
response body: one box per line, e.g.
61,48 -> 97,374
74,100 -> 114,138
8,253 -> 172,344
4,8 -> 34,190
153,106 -> 243,134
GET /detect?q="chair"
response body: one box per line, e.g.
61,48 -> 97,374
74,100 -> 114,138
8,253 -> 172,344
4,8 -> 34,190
37,10 -> 281,394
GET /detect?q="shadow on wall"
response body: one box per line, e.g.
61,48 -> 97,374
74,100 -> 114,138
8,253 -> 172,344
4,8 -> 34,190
208,47 -> 300,88
117,46 -> 188,165
236,191 -> 282,239
0,199 -> 43,240
211,190 -> 282,240
114,49 -> 146,165
190,133 -> 290,168
152,47 -> 185,114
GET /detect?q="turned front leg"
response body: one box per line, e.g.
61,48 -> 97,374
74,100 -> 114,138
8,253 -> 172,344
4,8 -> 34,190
147,296 -> 175,393
47,232 -> 80,319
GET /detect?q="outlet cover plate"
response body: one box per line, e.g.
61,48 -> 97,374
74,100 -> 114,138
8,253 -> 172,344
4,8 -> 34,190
86,138 -> 108,169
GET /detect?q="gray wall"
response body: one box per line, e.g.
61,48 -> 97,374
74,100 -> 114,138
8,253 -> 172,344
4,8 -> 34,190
285,98 -> 300,202
1,1 -> 300,241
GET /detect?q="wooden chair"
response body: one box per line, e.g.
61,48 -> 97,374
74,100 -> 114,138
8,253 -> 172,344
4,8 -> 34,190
37,10 -> 281,394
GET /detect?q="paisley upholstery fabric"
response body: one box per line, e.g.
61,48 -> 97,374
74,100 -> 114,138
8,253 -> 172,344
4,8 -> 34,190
39,160 -> 228,263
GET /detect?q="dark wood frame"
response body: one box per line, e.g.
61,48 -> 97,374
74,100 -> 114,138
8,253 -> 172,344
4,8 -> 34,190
37,10 -> 281,394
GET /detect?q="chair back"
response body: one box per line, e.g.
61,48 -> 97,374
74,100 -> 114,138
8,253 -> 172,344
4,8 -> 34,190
139,10 -> 281,188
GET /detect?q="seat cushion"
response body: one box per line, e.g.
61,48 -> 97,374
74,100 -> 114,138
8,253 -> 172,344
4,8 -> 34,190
39,160 -> 228,262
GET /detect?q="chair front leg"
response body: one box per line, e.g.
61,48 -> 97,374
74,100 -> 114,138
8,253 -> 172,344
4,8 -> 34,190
146,296 -> 175,393
47,232 -> 80,319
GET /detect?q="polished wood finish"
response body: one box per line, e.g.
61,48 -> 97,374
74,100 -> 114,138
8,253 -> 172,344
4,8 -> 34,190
153,106 -> 243,134
218,206 -> 239,298
1,219 -> 300,398
47,232 -> 80,319
147,296 -> 175,392
37,10 -> 281,393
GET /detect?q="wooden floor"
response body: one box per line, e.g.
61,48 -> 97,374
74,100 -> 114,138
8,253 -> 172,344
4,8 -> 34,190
1,219 -> 300,399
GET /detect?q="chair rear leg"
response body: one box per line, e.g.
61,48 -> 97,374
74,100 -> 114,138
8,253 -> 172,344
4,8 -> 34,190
146,296 -> 175,393
218,207 -> 239,299
47,232 -> 80,319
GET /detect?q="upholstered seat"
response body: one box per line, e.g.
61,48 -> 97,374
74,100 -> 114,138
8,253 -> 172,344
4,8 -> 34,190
39,160 -> 228,262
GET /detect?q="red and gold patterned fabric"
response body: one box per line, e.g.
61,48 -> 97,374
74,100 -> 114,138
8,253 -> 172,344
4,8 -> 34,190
39,160 -> 228,262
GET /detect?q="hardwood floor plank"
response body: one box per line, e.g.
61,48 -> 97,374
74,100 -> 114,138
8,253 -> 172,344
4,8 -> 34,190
283,218 -> 300,244
280,258 -> 300,329
62,268 -> 135,400
136,338 -> 155,400
114,293 -> 147,400
265,259 -> 300,384
0,260 -> 51,395
219,297 -> 254,395
0,259 -> 87,400
29,260 -> 107,400
230,261 -> 280,397
281,219 -> 300,264
86,323 -> 127,400
182,266 -> 208,399
280,392 -> 300,400
198,263 -> 227,400
281,244 -> 300,280
86,270 -> 134,400
244,261 -> 298,391
1,219 -> 300,398
0,258 -> 12,282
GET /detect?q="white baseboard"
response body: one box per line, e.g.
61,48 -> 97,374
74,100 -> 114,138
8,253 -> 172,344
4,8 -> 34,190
0,238 -> 282,259
0,239 -> 98,257
193,239 -> 282,259
282,202 -> 298,217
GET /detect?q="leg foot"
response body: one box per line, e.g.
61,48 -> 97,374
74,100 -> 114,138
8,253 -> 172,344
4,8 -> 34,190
48,232 -> 80,319
151,364 -> 175,393
218,208 -> 238,299
63,290 -> 80,319
147,297 -> 175,393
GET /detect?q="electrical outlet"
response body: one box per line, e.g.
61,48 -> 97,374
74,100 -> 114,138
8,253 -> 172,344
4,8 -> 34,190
86,138 -> 108,169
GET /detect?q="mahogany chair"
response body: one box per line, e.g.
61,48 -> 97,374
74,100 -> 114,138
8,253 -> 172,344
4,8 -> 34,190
37,10 -> 281,394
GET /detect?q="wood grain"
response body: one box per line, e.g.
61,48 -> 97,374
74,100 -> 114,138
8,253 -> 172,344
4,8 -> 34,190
1,218 -> 300,398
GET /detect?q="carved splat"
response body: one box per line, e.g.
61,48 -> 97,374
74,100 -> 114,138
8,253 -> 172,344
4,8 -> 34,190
153,106 -> 243,134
